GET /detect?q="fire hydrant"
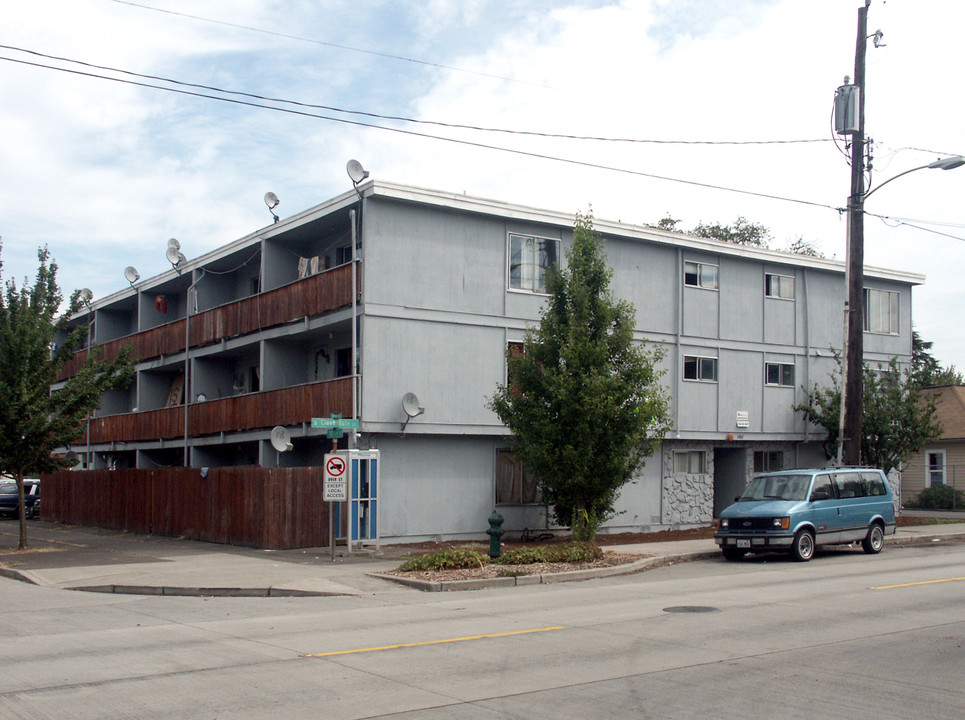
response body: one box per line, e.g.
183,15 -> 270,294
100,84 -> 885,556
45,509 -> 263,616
486,510 -> 505,559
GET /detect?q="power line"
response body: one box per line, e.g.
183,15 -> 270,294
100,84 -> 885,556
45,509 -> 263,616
110,0 -> 562,92
0,44 -> 829,147
0,51 -> 841,215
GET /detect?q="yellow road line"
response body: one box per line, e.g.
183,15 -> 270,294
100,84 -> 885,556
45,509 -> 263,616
870,576 -> 965,590
301,626 -> 565,658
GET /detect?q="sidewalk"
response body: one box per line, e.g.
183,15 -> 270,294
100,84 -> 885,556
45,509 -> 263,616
2,518 -> 964,596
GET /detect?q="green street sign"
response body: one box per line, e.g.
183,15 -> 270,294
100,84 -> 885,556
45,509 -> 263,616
326,428 -> 343,439
312,416 -> 359,429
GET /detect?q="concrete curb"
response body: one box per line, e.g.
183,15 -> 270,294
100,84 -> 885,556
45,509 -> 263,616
3,527 -> 961,597
67,584 -> 347,597
369,551 -> 720,592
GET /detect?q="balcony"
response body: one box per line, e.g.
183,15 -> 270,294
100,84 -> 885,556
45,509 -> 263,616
85,378 -> 353,444
59,263 -> 358,381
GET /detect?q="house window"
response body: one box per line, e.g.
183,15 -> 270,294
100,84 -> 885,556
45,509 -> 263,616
495,448 -> 541,504
754,451 -> 784,473
505,341 -> 524,386
684,261 -> 718,290
673,450 -> 707,474
335,246 -> 353,266
509,233 -> 559,293
864,288 -> 899,334
765,273 -> 794,299
765,362 -> 795,387
683,355 -> 718,382
927,450 -> 946,487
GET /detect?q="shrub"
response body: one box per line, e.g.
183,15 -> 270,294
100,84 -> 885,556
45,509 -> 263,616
397,548 -> 488,572
497,542 -> 602,565
912,484 -> 965,510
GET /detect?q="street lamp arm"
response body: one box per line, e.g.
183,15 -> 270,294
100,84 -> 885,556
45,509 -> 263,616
863,155 -> 965,200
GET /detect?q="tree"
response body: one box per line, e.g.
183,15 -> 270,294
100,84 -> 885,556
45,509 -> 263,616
651,217 -> 825,257
910,330 -> 964,388
489,212 -> 670,542
783,236 -> 825,258
692,217 -> 771,247
0,244 -> 135,549
795,354 -> 942,475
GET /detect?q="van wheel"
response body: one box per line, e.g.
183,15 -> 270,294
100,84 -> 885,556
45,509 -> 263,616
791,529 -> 815,562
862,523 -> 884,554
721,548 -> 745,561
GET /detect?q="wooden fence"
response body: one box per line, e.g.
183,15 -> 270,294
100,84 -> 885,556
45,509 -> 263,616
41,467 -> 330,550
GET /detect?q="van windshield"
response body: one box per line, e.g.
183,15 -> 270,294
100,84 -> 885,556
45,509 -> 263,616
738,474 -> 810,502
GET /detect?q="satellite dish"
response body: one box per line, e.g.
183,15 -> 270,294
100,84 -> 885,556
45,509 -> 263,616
346,159 -> 369,184
270,426 -> 293,452
167,238 -> 181,250
166,246 -> 187,270
401,392 -> 425,432
124,266 -> 140,285
402,392 -> 425,418
264,192 -> 280,223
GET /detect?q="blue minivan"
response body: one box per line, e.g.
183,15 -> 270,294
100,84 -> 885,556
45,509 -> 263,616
715,468 -> 896,562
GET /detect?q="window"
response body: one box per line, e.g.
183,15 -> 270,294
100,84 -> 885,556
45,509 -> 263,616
765,273 -> 794,299
864,288 -> 899,334
505,341 -> 524,387
495,448 -> 541,504
684,261 -> 718,290
754,451 -> 784,473
927,450 -> 946,487
673,450 -> 706,474
861,471 -> 888,497
509,233 -> 559,293
683,355 -> 718,382
765,362 -> 795,387
809,474 -> 834,501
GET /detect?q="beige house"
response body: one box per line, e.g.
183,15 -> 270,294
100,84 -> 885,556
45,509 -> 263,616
901,386 -> 965,507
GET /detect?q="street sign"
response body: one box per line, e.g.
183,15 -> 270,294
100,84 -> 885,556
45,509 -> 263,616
312,416 -> 359,429
323,453 -> 348,501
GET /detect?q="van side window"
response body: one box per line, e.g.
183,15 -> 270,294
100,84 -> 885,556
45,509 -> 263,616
861,471 -> 887,496
833,472 -> 865,498
810,474 -> 834,501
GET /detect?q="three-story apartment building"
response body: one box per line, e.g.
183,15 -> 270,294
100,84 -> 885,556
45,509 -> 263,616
51,180 -> 920,545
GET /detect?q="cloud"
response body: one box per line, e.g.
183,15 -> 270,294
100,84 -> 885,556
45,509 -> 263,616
1,0 -> 963,367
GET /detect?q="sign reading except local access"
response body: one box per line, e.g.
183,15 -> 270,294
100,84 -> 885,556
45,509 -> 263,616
323,453 -> 349,502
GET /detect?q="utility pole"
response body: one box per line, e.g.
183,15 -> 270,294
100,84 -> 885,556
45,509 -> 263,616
843,1 -> 869,466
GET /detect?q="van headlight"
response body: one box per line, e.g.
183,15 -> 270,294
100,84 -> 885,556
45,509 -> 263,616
772,517 -> 790,529
718,518 -> 729,529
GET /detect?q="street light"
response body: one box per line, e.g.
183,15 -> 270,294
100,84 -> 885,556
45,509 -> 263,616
838,153 -> 964,465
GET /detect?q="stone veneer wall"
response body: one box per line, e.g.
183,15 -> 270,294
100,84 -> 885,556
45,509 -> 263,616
661,442 -> 714,525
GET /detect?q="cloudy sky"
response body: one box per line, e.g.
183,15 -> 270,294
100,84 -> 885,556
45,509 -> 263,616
2,0 -> 963,368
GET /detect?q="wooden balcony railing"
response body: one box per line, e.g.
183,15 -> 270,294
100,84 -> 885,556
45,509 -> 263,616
59,264 -> 358,381
85,378 -> 353,443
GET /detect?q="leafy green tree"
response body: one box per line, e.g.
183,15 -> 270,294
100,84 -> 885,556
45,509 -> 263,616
783,236 -> 825,258
651,217 -> 824,257
0,244 -> 135,549
692,217 -> 771,247
910,330 -> 963,388
489,212 -> 671,542
795,354 -> 942,475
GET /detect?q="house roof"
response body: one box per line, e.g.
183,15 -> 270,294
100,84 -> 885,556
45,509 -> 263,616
932,386 -> 965,440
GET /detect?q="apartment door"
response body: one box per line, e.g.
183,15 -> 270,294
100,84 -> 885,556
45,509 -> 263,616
713,448 -> 746,517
